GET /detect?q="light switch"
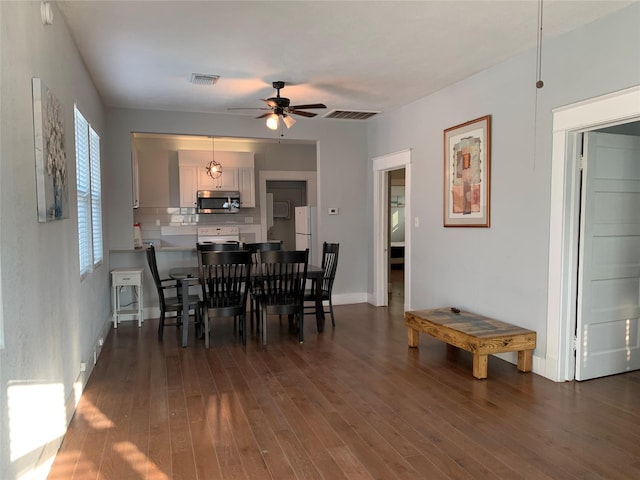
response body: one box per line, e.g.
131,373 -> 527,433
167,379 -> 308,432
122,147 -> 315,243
328,207 -> 339,215
414,217 -> 419,228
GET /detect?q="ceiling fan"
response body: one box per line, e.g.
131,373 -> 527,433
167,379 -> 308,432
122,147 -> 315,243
229,81 -> 326,130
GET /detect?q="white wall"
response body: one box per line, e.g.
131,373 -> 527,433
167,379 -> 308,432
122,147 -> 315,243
105,108 -> 369,300
0,2 -> 108,478
367,4 -> 640,371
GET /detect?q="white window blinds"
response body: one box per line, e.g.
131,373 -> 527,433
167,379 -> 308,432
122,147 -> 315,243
74,106 -> 102,277
90,129 -> 103,266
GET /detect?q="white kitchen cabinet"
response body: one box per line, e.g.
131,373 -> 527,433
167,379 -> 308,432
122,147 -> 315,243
131,151 -> 140,208
179,165 -> 198,207
238,167 -> 255,207
197,166 -> 239,191
178,150 -> 255,208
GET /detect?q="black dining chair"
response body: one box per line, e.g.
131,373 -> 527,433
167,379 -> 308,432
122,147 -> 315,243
146,245 -> 202,342
244,241 -> 283,329
304,242 -> 339,326
256,249 -> 309,345
198,249 -> 252,348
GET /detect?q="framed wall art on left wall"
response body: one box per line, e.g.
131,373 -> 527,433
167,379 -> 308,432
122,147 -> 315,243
32,77 -> 69,222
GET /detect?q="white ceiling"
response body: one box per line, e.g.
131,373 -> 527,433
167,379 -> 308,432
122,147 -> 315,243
56,0 -> 635,122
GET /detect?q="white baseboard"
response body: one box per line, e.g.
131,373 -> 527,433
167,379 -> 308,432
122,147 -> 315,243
492,352 -> 550,380
330,292 -> 368,305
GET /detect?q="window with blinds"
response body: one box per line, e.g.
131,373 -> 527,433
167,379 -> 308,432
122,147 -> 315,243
74,106 -> 103,277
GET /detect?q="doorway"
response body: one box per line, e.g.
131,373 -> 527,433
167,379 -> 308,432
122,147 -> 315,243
388,169 -> 406,309
266,180 -> 307,249
259,170 -> 317,252
545,86 -> 640,382
372,149 -> 411,310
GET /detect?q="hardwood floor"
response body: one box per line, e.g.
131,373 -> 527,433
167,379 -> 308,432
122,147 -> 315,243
48,304 -> 640,479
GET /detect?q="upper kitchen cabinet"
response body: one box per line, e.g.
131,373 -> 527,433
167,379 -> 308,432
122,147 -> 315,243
178,150 -> 255,208
179,164 -> 198,208
131,149 -> 140,208
238,167 -> 255,207
197,165 -> 239,191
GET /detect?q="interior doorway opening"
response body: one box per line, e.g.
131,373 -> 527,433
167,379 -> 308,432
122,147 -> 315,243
266,180 -> 307,249
372,149 -> 411,310
388,168 -> 406,310
546,85 -> 640,382
259,170 -> 317,258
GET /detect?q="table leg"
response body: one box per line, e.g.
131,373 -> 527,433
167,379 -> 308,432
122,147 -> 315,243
315,280 -> 325,333
407,327 -> 419,347
182,279 -> 189,348
517,350 -> 533,372
112,285 -> 118,328
473,354 -> 488,379
137,284 -> 143,327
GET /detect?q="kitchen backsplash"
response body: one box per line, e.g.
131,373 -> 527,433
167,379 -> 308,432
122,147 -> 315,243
134,206 -> 260,244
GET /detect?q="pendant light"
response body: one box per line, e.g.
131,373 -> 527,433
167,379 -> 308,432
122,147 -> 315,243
205,135 -> 222,179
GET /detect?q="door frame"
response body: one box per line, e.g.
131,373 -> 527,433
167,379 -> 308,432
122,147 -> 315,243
372,149 -> 412,310
259,170 -> 317,243
546,85 -> 640,381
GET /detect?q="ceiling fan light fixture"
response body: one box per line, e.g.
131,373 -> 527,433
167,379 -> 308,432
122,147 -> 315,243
266,113 -> 279,130
282,114 -> 296,128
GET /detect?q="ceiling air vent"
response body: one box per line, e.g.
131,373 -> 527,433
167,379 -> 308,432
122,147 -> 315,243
189,73 -> 220,86
324,109 -> 380,120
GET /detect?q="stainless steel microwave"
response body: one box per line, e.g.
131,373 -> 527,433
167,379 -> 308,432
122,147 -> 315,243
196,190 -> 241,214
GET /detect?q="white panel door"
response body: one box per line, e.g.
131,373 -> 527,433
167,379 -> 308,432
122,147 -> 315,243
576,132 -> 640,380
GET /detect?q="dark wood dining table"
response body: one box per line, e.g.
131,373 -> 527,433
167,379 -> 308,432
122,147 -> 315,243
169,264 -> 325,347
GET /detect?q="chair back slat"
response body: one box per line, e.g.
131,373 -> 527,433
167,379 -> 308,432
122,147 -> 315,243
198,250 -> 251,316
320,242 -> 339,295
146,245 -> 166,307
258,249 -> 308,310
244,241 -> 283,266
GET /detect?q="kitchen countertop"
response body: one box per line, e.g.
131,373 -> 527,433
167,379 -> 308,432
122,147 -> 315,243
110,246 -> 196,254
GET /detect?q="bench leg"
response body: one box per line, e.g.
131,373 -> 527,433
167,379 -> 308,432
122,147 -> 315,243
517,350 -> 533,372
407,327 -> 419,347
473,354 -> 488,379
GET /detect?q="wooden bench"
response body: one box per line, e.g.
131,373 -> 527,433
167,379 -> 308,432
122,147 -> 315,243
405,308 -> 536,379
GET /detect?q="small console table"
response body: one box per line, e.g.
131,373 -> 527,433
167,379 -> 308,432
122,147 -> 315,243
111,267 -> 144,328
405,307 -> 536,379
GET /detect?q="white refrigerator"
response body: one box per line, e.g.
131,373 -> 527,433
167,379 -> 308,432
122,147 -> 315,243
295,206 -> 317,264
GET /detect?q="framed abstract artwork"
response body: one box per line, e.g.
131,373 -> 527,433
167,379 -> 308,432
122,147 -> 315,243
443,115 -> 491,227
32,77 -> 69,222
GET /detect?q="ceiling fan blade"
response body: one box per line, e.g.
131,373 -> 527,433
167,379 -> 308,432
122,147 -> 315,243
288,109 -> 317,118
228,107 -> 270,111
256,113 -> 272,119
290,103 -> 327,110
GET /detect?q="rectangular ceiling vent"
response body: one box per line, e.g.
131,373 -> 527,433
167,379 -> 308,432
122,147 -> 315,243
324,109 -> 381,120
189,73 -> 220,86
